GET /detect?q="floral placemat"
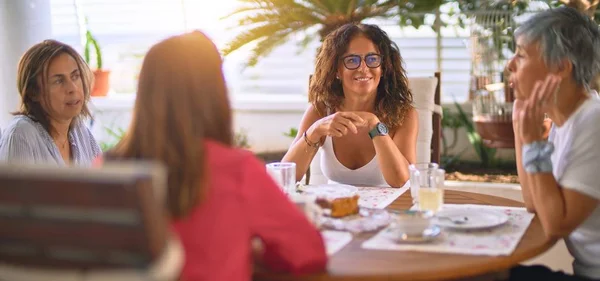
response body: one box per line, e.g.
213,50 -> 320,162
357,184 -> 409,209
321,208 -> 393,233
321,230 -> 353,256
362,204 -> 534,256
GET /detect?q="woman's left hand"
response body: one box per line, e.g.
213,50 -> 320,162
517,75 -> 561,144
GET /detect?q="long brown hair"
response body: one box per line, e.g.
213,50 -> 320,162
109,31 -> 233,218
15,39 -> 94,134
309,23 -> 413,129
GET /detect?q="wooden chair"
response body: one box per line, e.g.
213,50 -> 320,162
431,71 -> 442,164
0,162 -> 183,281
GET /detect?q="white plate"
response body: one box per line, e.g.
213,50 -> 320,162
434,209 -> 509,230
302,184 -> 358,200
321,208 -> 392,233
386,225 -> 442,244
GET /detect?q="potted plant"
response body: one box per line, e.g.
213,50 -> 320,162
84,29 -> 110,97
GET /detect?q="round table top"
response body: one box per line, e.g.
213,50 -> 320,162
254,189 -> 556,281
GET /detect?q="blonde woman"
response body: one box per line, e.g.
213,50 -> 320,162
100,31 -> 327,281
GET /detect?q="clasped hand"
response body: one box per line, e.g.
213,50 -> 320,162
311,111 -> 378,139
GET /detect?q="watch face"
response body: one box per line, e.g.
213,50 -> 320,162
377,123 -> 388,135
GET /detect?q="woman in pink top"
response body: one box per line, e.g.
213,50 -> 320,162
102,31 -> 327,280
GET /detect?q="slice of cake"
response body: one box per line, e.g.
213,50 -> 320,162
315,194 -> 360,218
301,184 -> 360,218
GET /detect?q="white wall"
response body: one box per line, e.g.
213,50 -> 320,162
0,0 -> 52,128
90,96 -> 516,164
90,95 -> 307,152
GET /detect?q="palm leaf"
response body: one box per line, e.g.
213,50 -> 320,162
346,0 -> 358,16
301,0 -> 338,15
222,23 -> 288,56
222,1 -> 327,59
222,0 -> 448,66
246,29 -> 297,66
221,5 -> 271,20
296,32 -> 318,51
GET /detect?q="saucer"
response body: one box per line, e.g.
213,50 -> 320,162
391,225 -> 442,244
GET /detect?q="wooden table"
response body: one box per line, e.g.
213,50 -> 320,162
254,190 -> 556,281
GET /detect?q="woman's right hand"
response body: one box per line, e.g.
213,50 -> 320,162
309,112 -> 366,140
513,99 -> 526,127
513,99 -> 527,142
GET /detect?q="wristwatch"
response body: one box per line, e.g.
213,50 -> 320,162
368,122 -> 388,139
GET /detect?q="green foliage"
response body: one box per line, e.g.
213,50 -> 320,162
223,0 -> 600,68
99,126 -> 125,152
222,0 -> 440,67
440,105 -> 466,166
456,0 -> 529,62
453,101 -> 498,168
83,17 -> 103,70
234,129 -> 251,149
441,106 -> 463,129
283,127 -> 299,138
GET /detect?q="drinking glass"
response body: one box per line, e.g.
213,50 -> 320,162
266,162 -> 296,194
409,163 -> 445,213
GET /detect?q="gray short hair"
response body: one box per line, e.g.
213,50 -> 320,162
514,7 -> 600,90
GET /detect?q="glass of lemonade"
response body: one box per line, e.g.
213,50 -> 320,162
409,163 -> 445,213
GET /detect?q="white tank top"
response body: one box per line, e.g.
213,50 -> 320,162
319,136 -> 389,187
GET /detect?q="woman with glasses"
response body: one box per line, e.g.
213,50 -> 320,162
282,23 -> 417,187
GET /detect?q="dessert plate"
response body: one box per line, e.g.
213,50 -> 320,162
321,208 -> 392,233
434,209 -> 509,230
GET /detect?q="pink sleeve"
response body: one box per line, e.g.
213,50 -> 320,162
241,156 -> 327,275
92,155 -> 104,167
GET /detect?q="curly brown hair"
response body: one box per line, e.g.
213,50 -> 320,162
309,23 -> 413,130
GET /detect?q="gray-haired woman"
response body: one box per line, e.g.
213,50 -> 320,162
508,6 -> 600,281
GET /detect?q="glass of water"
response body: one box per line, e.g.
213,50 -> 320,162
266,162 -> 296,195
409,163 -> 445,213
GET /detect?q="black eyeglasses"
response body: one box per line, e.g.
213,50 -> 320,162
341,54 -> 382,70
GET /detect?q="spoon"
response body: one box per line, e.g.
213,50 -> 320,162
437,216 -> 469,224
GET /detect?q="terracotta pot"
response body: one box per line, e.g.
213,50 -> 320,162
92,69 -> 110,97
474,120 -> 515,149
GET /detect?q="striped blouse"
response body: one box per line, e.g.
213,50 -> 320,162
0,115 -> 102,166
